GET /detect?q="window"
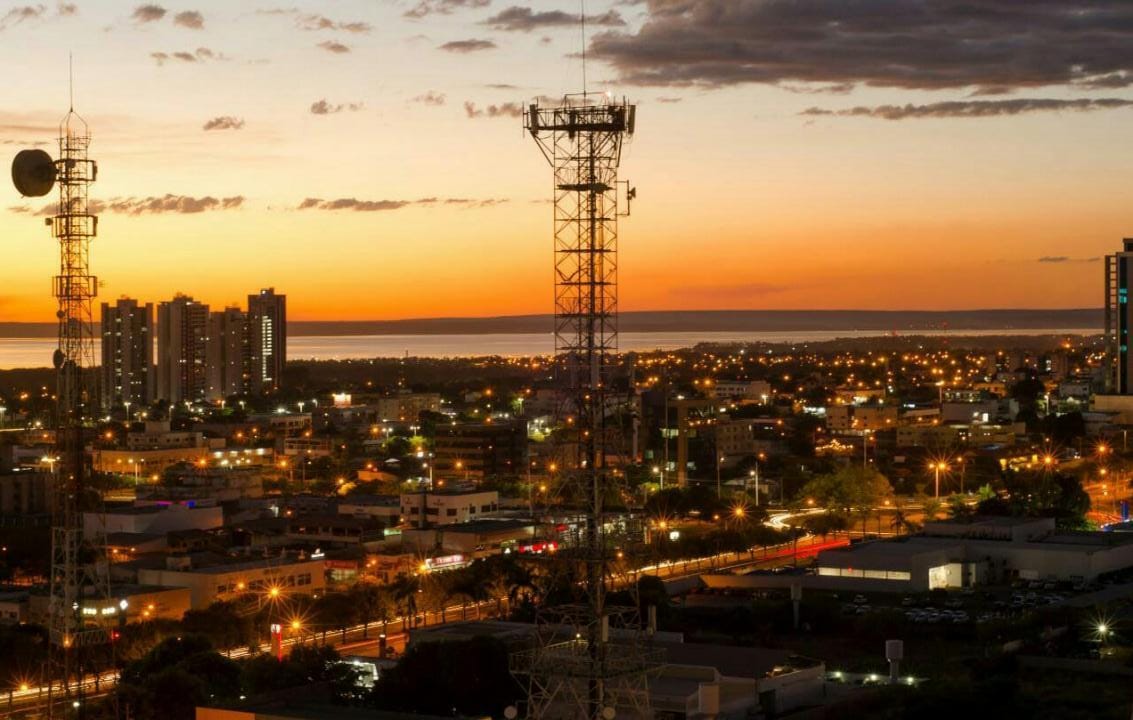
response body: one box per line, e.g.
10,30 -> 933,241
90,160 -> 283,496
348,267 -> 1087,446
446,508 -> 457,517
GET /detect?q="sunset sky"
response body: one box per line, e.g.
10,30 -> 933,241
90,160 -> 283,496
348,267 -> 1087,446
2,1 -> 1133,322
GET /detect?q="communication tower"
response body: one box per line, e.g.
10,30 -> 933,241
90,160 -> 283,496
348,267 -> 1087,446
12,91 -> 111,716
510,94 -> 658,720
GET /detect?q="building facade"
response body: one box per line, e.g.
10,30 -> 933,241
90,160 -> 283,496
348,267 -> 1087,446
207,306 -> 249,399
100,297 -> 155,409
247,288 -> 286,394
157,294 -> 210,403
1105,238 -> 1133,394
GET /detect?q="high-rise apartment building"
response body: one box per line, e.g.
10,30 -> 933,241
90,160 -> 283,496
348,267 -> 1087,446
157,295 -> 210,403
247,288 -> 286,394
100,297 -> 155,409
207,307 -> 249,400
1105,240 -> 1133,394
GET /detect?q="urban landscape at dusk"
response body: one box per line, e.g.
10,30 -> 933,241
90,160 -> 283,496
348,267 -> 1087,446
3,2 -> 1133,720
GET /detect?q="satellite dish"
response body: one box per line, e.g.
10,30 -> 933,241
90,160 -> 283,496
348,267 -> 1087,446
504,707 -> 518,720
12,149 -> 57,197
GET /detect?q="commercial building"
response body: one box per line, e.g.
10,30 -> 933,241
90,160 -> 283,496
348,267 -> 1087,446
247,288 -> 286,394
0,469 -> 54,516
814,517 -> 1133,592
84,503 -> 224,540
132,552 -> 325,610
708,379 -> 772,403
400,518 -> 535,555
157,294 -> 210,403
1106,238 -> 1133,394
432,420 -> 526,478
208,306 -> 249,399
399,488 -> 499,528
100,297 -> 155,408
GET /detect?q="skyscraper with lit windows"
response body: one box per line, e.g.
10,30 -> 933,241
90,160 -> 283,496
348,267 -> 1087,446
99,297 -> 154,409
1105,239 -> 1133,394
247,288 -> 286,394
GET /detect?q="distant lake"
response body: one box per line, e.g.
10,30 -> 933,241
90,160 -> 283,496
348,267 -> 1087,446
0,328 -> 1102,369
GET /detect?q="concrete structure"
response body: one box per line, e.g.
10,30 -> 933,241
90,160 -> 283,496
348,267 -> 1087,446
0,469 -> 54,516
0,590 -> 28,624
94,447 -> 209,476
399,489 -> 499,528
247,288 -> 286,394
400,519 -> 535,555
338,494 -> 402,525
432,420 -> 526,478
126,420 -> 206,450
208,306 -> 248,400
157,294 -> 210,403
100,297 -> 154,408
134,553 -> 325,610
84,503 -> 224,539
825,405 -> 898,433
1106,238 -> 1133,394
814,517 -> 1133,591
708,379 -> 772,403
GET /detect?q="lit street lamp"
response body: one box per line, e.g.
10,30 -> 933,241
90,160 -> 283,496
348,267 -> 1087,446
930,461 -> 949,499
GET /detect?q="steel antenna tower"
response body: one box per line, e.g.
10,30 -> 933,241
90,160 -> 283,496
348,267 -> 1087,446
47,103 -> 111,717
511,95 -> 657,720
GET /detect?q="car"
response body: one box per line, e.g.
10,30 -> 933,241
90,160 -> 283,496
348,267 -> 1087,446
901,597 -> 916,607
856,605 -> 871,615
853,594 -> 868,605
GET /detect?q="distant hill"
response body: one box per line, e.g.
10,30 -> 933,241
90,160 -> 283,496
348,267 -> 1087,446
0,309 -> 1102,338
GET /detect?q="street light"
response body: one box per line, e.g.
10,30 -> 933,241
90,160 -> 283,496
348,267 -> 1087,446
930,461 -> 949,499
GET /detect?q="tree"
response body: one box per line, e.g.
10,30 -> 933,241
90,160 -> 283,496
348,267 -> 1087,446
800,465 -> 893,534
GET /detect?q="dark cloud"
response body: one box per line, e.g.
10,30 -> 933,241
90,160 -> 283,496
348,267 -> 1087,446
463,101 -> 524,118
151,47 -> 224,65
412,91 -> 447,106
309,99 -> 364,114
677,282 -> 793,302
439,38 -> 496,53
485,83 -> 519,90
36,195 -> 244,216
655,96 -> 681,103
485,6 -> 624,32
299,196 -> 508,211
202,116 -> 244,131
58,3 -> 77,16
297,14 -> 371,33
1037,256 -> 1100,263
589,0 -> 1133,92
317,40 -> 350,54
299,198 -> 412,212
173,10 -> 203,29
801,98 -> 1133,120
0,5 -> 43,29
131,4 -> 166,23
405,0 -> 490,19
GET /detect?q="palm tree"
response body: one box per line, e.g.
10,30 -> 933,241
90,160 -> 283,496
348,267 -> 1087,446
391,574 -> 419,630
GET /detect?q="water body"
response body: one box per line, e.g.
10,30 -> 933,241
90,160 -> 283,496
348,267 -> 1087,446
0,328 -> 1101,369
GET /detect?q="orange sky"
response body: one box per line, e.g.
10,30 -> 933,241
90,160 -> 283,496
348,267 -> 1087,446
2,2 -> 1131,322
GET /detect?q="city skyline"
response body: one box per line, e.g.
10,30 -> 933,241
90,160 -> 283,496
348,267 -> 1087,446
2,1 -> 1133,323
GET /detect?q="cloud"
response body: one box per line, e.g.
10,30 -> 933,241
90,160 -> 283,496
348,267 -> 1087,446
57,3 -> 77,16
299,198 -> 411,212
297,14 -> 371,33
173,10 -> 203,29
439,38 -> 496,53
1037,256 -> 1100,263
309,99 -> 364,114
463,101 -> 524,118
589,0 -> 1133,92
151,47 -> 225,65
800,98 -> 1133,120
484,6 -> 624,32
131,4 -> 166,23
655,96 -> 681,103
36,195 -> 244,216
412,91 -> 447,106
202,116 -> 244,131
317,40 -> 350,54
0,5 -> 43,29
405,0 -> 490,19
677,282 -> 794,302
298,196 -> 508,211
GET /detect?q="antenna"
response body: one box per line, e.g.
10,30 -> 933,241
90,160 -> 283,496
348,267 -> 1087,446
580,0 -> 587,97
68,52 -> 73,112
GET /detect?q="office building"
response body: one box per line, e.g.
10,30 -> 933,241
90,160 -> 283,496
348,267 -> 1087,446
100,297 -> 155,409
1105,238 -> 1133,394
157,294 -> 210,403
247,288 -> 286,394
207,306 -> 248,399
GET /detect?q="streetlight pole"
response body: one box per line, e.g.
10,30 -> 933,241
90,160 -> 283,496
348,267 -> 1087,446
715,453 -> 722,499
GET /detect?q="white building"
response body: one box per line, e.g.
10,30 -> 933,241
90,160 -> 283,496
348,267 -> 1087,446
136,554 -> 325,610
399,489 -> 499,528
85,503 -> 224,539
